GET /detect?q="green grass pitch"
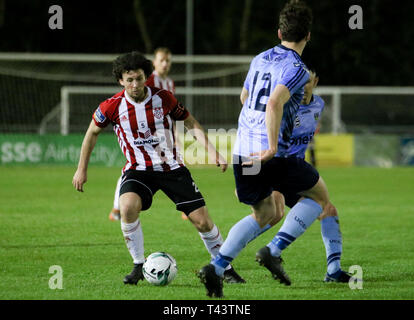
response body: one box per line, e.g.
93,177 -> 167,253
0,165 -> 413,300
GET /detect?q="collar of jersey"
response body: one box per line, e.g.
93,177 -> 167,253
276,44 -> 302,61
124,87 -> 152,106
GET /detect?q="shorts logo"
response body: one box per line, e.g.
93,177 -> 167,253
94,108 -> 106,123
153,106 -> 164,120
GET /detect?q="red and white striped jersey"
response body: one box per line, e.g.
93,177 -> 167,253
146,71 -> 175,94
93,87 -> 189,172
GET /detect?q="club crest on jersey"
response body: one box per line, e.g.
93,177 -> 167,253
153,106 -> 164,120
314,112 -> 320,121
94,108 -> 106,123
294,116 -> 301,128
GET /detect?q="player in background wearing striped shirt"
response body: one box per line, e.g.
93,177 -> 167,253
73,52 -> 245,285
146,47 -> 175,94
109,47 -> 185,221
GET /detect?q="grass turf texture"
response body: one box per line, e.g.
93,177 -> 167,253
0,165 -> 413,300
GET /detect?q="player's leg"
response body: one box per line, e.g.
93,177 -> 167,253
260,159 -> 326,282
273,187 -> 350,282
265,191 -> 285,227
236,189 -> 285,235
265,177 -> 327,257
318,202 -> 351,282
199,195 -> 278,296
187,206 -> 246,284
161,167 -> 245,284
159,167 -> 217,259
109,175 -> 122,221
198,158 -> 278,297
119,191 -> 145,285
118,171 -> 155,285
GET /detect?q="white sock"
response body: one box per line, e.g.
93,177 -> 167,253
121,219 -> 145,264
199,225 -> 231,271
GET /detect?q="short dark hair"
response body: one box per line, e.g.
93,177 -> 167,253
154,47 -> 172,56
279,0 -> 313,42
112,51 -> 153,81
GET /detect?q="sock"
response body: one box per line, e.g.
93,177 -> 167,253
267,198 -> 322,257
211,215 -> 261,276
247,223 -> 272,244
321,216 -> 342,275
199,225 -> 230,271
121,219 -> 145,265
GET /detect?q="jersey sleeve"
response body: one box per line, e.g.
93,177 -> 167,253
161,90 -> 189,121
279,63 -> 310,95
92,104 -> 110,128
93,97 -> 119,128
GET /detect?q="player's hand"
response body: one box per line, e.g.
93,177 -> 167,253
241,149 -> 276,167
72,169 -> 87,192
216,153 -> 228,172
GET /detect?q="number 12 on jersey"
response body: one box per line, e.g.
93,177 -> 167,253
248,71 -> 272,112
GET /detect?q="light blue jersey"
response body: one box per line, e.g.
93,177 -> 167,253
233,44 -> 309,158
288,94 -> 325,158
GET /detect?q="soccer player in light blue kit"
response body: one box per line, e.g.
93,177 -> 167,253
268,69 -> 351,283
233,69 -> 350,284
198,0 -> 337,298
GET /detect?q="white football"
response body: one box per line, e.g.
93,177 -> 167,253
142,252 -> 178,286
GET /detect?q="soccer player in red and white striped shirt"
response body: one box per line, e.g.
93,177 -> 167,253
109,47 -> 177,222
146,47 -> 175,94
72,52 -> 245,285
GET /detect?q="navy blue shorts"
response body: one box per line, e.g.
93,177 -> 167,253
119,167 -> 206,214
281,192 -> 302,208
233,155 -> 319,206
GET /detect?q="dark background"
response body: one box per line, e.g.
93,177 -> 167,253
0,0 -> 412,86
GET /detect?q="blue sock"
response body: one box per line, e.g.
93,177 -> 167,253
248,223 -> 272,244
211,215 -> 261,276
267,198 -> 322,257
321,216 -> 342,275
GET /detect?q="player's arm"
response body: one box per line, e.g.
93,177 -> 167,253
183,114 -> 228,172
257,84 -> 291,163
72,120 -> 103,192
240,87 -> 249,105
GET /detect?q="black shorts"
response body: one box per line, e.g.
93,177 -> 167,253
233,155 -> 319,206
119,167 -> 206,214
281,192 -> 302,208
